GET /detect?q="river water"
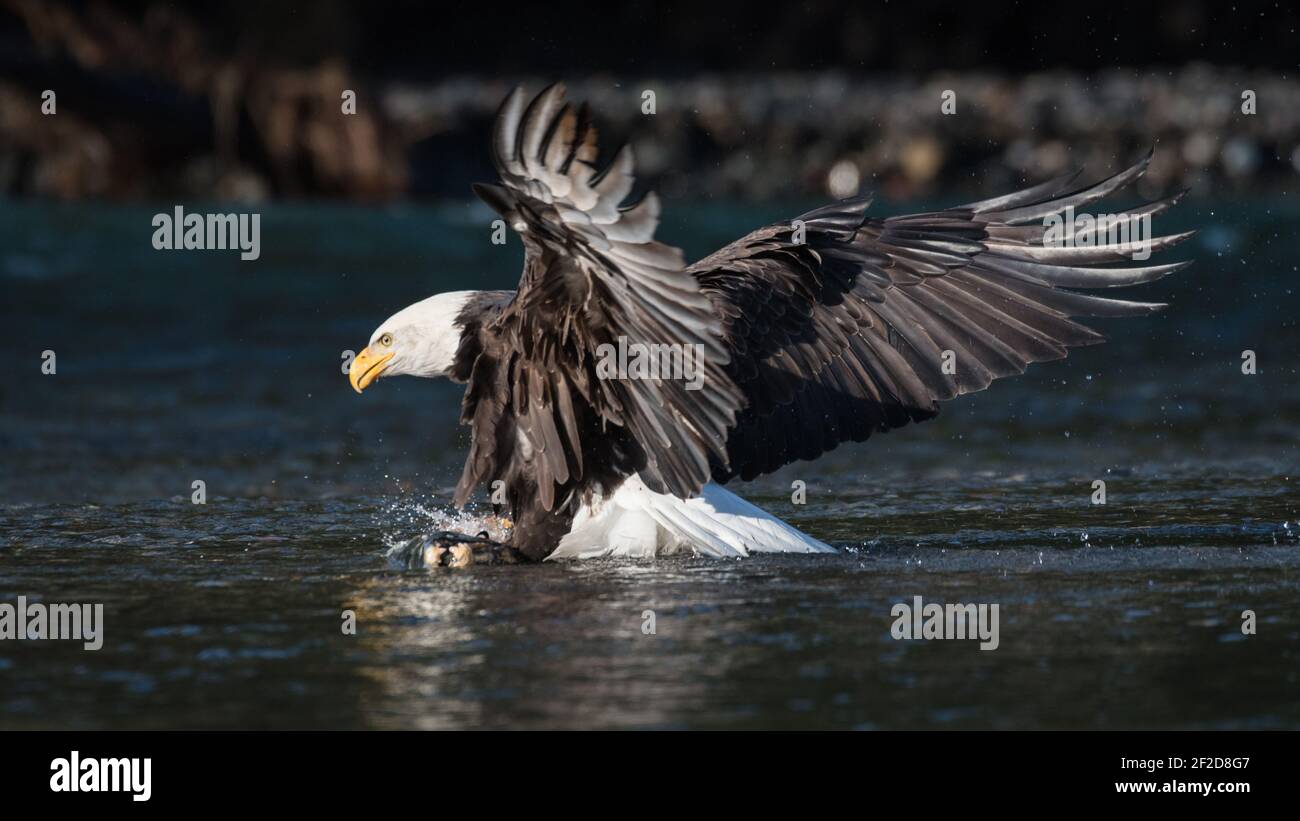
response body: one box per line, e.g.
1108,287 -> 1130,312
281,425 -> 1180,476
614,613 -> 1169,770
1,196 -> 1296,728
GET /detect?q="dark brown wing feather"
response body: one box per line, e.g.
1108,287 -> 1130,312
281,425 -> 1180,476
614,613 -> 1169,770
692,151 -> 1194,482
455,84 -> 744,523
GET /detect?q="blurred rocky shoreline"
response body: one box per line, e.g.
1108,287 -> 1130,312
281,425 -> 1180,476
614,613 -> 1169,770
2,2 -> 1298,202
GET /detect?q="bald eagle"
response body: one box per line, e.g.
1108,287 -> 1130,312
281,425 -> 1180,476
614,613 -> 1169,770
348,84 -> 1192,562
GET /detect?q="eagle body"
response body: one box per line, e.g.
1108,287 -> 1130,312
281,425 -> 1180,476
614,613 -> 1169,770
351,84 -> 1194,562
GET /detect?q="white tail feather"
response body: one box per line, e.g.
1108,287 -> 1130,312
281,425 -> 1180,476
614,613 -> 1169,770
548,474 -> 836,560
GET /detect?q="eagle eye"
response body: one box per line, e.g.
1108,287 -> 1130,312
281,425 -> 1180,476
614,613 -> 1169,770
379,333 -> 394,347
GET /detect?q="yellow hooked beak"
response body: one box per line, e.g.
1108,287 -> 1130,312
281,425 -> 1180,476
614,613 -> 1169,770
349,345 -> 394,393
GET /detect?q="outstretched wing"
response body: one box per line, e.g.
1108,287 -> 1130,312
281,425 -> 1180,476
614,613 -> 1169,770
457,84 -> 743,512
692,152 -> 1194,482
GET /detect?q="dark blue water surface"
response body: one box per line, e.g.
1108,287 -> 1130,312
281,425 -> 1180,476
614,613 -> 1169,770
0,194 -> 1296,728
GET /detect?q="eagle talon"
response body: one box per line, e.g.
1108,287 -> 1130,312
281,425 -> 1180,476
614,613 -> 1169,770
392,530 -> 524,569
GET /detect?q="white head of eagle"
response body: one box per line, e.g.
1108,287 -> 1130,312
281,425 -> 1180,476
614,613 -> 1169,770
349,291 -> 475,392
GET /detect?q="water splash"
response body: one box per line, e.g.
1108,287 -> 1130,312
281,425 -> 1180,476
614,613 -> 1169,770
373,493 -> 511,551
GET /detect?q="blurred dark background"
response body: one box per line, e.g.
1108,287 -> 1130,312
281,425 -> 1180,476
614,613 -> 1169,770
2,0 -> 1298,201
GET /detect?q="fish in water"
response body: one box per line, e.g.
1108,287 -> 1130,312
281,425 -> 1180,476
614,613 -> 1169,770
348,83 -> 1194,562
